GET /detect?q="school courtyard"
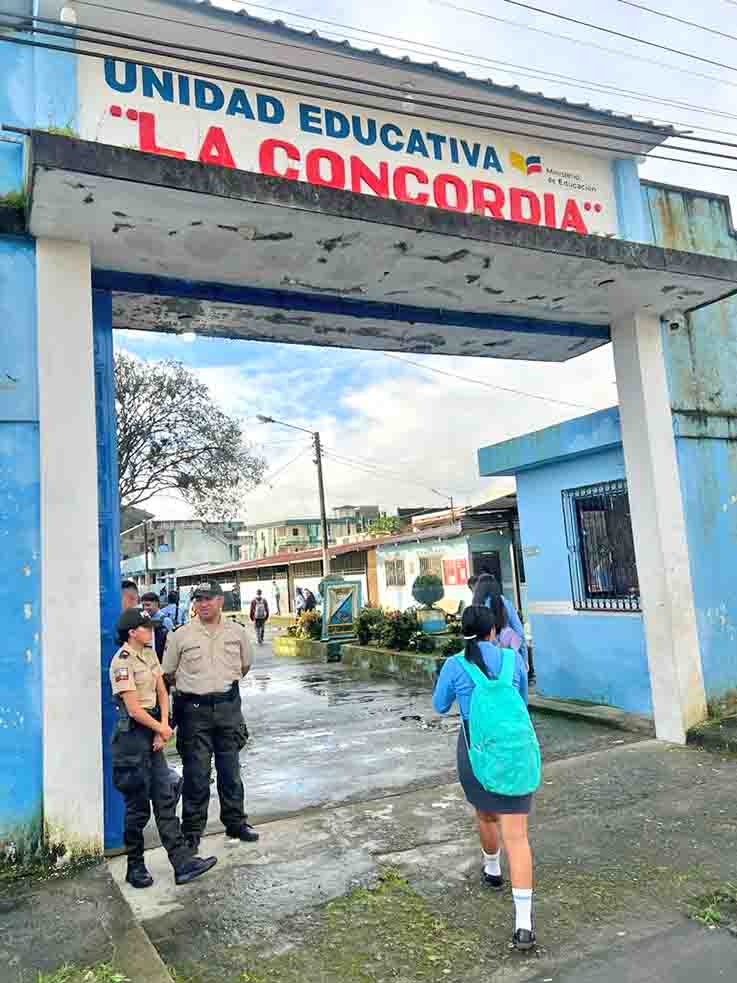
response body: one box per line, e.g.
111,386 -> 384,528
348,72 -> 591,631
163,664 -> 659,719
4,630 -> 737,983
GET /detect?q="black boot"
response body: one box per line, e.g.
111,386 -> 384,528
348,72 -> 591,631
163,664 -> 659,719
184,833 -> 201,853
126,862 -> 154,889
225,822 -> 259,843
174,855 -> 218,885
512,928 -> 536,951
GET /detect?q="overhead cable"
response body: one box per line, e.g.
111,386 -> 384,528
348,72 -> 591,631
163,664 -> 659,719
382,353 -> 601,410
63,1 -> 737,135
4,11 -> 708,157
6,31 -> 737,174
611,0 -> 737,42
487,0 -> 737,73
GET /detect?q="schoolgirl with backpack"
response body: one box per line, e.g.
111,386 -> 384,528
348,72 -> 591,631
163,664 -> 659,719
432,602 -> 541,950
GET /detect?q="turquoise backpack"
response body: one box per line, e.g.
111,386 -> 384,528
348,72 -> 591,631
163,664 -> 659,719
456,650 -> 541,797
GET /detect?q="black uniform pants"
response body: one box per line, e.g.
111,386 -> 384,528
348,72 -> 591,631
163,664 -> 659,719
175,689 -> 248,838
111,724 -> 189,870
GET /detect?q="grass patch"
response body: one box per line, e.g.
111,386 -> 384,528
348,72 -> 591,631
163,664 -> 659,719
37,966 -> 129,983
689,883 -> 737,928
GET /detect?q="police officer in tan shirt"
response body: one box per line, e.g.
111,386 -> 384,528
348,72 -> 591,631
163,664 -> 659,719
110,609 -> 217,888
163,580 -> 258,850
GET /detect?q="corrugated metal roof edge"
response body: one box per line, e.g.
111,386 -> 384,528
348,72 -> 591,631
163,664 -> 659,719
164,0 -> 674,136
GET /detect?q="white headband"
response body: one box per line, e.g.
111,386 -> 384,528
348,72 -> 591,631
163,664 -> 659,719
463,633 -> 477,640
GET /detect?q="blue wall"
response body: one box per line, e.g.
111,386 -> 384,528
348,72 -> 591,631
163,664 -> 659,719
0,237 -> 42,859
644,182 -> 737,702
516,446 -> 651,715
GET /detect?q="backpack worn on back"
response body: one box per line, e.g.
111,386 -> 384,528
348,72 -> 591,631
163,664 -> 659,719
255,600 -> 267,619
456,650 -> 541,796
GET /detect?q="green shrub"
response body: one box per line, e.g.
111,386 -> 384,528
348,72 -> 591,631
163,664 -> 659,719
378,609 -> 418,650
355,606 -> 386,645
411,574 -> 445,607
408,631 -> 436,654
440,636 -> 464,658
295,609 -> 322,639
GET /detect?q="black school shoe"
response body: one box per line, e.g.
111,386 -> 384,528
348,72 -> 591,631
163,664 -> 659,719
512,928 -> 536,951
226,822 -> 260,843
126,863 -> 154,889
175,855 -> 218,885
481,868 -> 504,891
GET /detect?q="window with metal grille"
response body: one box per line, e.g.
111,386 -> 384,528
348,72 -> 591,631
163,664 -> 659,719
385,558 -> 406,587
562,480 -> 640,612
419,555 -> 443,579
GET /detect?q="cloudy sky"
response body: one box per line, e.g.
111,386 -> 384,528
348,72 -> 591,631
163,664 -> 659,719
115,0 -> 737,522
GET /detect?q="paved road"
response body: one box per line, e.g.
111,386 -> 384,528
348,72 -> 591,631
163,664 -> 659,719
163,627 -> 641,835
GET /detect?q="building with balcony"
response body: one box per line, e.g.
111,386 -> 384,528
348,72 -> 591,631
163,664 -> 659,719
239,506 -> 380,560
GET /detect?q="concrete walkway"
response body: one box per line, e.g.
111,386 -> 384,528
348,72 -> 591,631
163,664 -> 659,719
155,629 -> 642,840
107,631 -> 737,982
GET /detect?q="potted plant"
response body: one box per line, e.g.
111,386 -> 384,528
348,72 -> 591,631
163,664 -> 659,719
411,574 -> 447,634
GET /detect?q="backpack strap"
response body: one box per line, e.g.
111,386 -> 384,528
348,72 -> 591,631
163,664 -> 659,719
498,647 -> 516,686
453,655 -> 493,688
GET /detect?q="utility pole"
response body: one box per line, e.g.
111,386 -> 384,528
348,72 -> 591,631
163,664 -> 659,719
256,414 -> 331,577
143,519 -> 150,586
450,496 -> 455,522
313,431 -> 331,577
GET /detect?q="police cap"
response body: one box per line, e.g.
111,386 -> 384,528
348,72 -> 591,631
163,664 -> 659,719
192,580 -> 224,599
116,608 -> 153,635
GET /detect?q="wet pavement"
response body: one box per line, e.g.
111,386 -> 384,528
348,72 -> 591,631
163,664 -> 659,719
163,627 -> 642,834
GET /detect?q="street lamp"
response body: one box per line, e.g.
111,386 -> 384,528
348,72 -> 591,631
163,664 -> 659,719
257,415 -> 331,576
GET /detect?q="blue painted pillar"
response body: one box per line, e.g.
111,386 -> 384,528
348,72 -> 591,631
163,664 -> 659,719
612,158 -> 652,244
92,289 -> 124,849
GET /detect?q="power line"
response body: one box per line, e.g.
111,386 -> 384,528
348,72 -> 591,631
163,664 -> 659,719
321,447 -> 468,497
611,0 -> 737,42
62,2 -> 737,137
485,0 -> 737,73
381,352 -> 601,410
233,1 -> 737,125
6,32 -> 737,176
6,12 -> 711,158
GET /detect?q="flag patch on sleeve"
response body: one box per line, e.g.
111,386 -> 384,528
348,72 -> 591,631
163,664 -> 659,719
114,667 -> 130,682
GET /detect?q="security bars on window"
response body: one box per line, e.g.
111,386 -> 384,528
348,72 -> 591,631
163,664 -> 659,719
562,479 -> 641,612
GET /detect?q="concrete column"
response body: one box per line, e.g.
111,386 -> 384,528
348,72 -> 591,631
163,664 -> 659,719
611,312 -> 706,744
37,239 -> 103,856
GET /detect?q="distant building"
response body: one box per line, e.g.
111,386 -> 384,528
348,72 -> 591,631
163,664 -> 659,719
120,519 -> 245,589
239,505 -> 379,560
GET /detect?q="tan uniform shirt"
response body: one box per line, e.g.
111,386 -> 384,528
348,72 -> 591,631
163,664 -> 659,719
162,617 -> 253,695
109,643 -> 161,709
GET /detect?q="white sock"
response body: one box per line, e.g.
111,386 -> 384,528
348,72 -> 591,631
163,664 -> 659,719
512,888 -> 533,932
482,849 -> 501,877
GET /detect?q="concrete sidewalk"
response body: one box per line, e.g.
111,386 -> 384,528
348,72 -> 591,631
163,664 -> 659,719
109,739 -> 737,982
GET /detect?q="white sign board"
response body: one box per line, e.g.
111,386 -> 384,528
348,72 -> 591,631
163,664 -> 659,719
78,54 -> 619,236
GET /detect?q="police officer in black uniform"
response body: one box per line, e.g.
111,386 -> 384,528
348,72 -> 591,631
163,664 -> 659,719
110,609 -> 218,888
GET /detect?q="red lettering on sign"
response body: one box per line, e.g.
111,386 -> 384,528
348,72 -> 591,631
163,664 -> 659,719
198,127 -> 235,168
560,199 -> 588,234
350,156 -> 389,197
393,166 -> 429,205
433,173 -> 469,212
137,112 -> 186,159
510,188 -> 541,225
258,138 -> 300,180
543,193 -> 557,229
305,148 -> 346,189
471,181 -> 505,219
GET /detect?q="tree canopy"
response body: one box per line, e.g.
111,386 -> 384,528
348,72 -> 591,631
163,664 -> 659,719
367,512 -> 402,535
115,354 -> 265,520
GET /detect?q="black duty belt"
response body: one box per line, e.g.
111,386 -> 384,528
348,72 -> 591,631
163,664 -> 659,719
177,682 -> 238,705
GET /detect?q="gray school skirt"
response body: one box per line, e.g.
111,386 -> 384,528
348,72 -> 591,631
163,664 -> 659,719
457,723 -> 532,815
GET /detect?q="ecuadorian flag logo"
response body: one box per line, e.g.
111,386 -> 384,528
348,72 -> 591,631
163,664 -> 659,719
510,151 -> 543,176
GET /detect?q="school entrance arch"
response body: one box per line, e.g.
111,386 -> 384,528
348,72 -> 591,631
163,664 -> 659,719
26,130 -> 737,850
5,1 -> 737,858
